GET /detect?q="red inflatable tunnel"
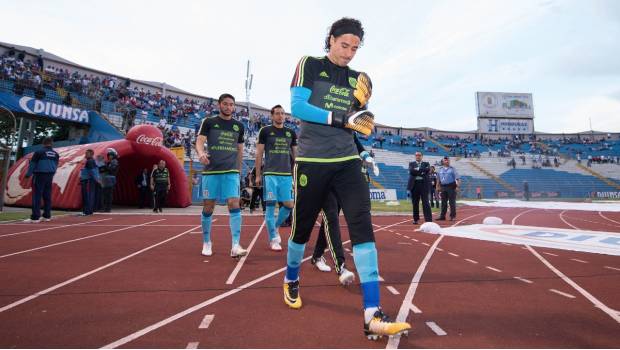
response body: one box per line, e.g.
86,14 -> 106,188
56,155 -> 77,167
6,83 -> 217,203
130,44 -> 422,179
4,125 -> 191,210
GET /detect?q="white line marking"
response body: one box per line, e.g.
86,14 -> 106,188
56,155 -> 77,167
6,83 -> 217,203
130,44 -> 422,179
485,266 -> 502,272
0,218 -> 113,238
527,245 -> 620,324
559,210 -> 579,230
198,314 -> 214,329
386,286 -> 400,295
511,208 -> 537,225
226,220 -> 266,285
411,238 -> 419,242
521,246 -> 528,250
0,224 -> 200,314
102,219 -> 413,349
410,304 -> 422,314
543,252 -> 558,257
397,242 -> 413,245
395,233 -> 402,236
604,266 -> 620,272
599,211 -> 620,226
501,243 -> 512,246
570,258 -> 588,264
404,235 -> 410,239
465,259 -> 478,264
186,342 -> 199,349
448,252 -> 459,257
514,276 -> 533,284
421,242 -> 430,246
435,247 -> 444,252
549,289 -> 576,299
0,219 -> 165,259
426,321 -> 447,336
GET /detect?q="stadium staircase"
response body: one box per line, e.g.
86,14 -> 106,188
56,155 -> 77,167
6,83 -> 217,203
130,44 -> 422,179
427,136 -> 451,153
575,163 -> 620,190
468,161 -> 517,192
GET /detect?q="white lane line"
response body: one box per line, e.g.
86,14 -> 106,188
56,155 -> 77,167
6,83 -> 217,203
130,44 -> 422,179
386,286 -> 400,295
549,289 -> 576,299
225,220 -> 266,285
435,247 -> 444,252
501,243 -> 512,246
404,235 -> 410,239
186,342 -> 199,349
604,266 -> 620,272
543,252 -> 558,257
514,276 -> 533,284
0,224 -> 200,314
198,314 -> 214,329
411,238 -> 419,242
0,219 -> 165,259
511,208 -> 537,225
395,233 -> 402,236
425,321 -> 447,336
102,219 -> 413,349
599,211 -> 620,226
397,242 -> 413,245
421,242 -> 430,246
570,258 -> 588,264
559,210 -> 579,230
410,304 -> 422,314
465,259 -> 478,264
527,245 -> 620,324
485,266 -> 502,272
448,252 -> 459,257
0,218 -> 113,238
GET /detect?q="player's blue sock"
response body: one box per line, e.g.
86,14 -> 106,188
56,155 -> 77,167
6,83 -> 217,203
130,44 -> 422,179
285,240 -> 305,282
353,242 -> 380,309
265,202 -> 276,241
201,210 -> 213,243
229,208 -> 242,246
275,205 -> 291,227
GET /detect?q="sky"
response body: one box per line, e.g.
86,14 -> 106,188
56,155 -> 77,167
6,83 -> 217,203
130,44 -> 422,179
2,0 -> 619,133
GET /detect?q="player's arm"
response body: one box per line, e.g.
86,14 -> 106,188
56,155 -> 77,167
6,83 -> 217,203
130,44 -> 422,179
290,129 -> 298,162
195,119 -> 210,165
454,168 -> 461,187
25,151 -> 41,178
167,170 -> 171,191
237,123 -> 245,175
255,144 -> 264,187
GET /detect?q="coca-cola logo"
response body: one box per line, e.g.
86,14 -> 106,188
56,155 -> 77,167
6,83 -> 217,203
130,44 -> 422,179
136,134 -> 163,147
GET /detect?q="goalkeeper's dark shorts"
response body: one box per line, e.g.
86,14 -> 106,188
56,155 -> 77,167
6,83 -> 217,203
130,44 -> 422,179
290,159 -> 374,246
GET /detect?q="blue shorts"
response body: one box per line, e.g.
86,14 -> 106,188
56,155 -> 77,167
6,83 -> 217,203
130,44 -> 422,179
201,173 -> 240,202
264,175 -> 293,202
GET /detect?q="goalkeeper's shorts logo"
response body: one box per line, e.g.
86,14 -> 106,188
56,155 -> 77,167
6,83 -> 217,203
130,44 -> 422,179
299,174 -> 308,187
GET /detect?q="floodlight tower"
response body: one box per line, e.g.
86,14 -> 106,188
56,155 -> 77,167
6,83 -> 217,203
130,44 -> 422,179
245,60 -> 253,122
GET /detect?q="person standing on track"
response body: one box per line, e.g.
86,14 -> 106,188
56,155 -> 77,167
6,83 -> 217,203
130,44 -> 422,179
151,160 -> 170,213
407,151 -> 432,224
255,104 -> 297,251
436,156 -> 460,221
429,165 -> 439,209
283,17 -> 410,339
24,137 -> 59,223
101,148 -> 119,213
195,93 -> 247,258
79,149 -> 100,216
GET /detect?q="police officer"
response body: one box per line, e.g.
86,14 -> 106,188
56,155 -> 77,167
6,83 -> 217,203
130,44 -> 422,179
436,156 -> 460,221
101,148 -> 119,212
151,160 -> 170,213
79,149 -> 100,216
24,137 -> 59,223
407,151 -> 432,224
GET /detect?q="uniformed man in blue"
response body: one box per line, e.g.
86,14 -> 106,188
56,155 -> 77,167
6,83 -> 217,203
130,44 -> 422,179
254,104 -> 297,251
24,137 -> 59,223
283,17 -> 410,339
195,93 -> 247,258
436,156 -> 460,221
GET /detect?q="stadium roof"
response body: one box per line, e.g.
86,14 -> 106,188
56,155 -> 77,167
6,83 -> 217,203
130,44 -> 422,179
0,41 -> 210,101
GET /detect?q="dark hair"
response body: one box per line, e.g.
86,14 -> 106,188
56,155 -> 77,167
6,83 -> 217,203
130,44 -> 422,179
42,137 -> 53,146
270,104 -> 284,115
324,17 -> 365,52
218,93 -> 235,103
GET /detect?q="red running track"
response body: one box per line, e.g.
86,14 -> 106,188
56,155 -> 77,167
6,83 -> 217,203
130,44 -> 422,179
0,206 -> 618,348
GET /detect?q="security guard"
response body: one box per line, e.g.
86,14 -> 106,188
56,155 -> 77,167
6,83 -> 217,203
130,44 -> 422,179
151,160 -> 170,213
24,137 -> 59,222
407,151 -> 432,224
436,156 -> 460,221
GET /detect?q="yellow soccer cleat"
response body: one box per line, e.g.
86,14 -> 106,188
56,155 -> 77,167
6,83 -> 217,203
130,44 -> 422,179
364,309 -> 411,340
283,280 -> 302,309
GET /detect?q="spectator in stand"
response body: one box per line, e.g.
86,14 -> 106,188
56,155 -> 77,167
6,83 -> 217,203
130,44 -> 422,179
135,168 -> 151,209
24,137 -> 59,223
79,149 -> 100,216
476,186 -> 482,200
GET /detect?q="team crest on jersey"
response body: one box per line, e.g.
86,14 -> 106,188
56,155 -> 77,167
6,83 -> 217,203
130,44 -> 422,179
270,132 -> 275,136
319,71 -> 329,78
233,124 -> 239,132
299,174 -> 308,187
285,131 -> 291,137
214,124 -> 220,128
348,77 -> 357,88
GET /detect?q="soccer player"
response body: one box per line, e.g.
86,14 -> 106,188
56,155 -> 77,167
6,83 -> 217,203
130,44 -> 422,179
283,17 -> 410,339
195,93 -> 247,258
255,104 -> 297,251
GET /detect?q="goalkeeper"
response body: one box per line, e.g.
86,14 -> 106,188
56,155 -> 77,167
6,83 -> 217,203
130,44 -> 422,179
283,17 -> 410,339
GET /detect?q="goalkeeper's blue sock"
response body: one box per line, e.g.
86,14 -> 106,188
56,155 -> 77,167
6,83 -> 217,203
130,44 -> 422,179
201,210 -> 213,243
229,208 -> 242,246
265,202 -> 276,241
285,240 -> 305,282
353,242 -> 380,309
276,205 -> 291,228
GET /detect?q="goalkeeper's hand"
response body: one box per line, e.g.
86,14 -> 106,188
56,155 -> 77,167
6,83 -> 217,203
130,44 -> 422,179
331,109 -> 374,136
353,72 -> 372,109
360,151 -> 380,176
